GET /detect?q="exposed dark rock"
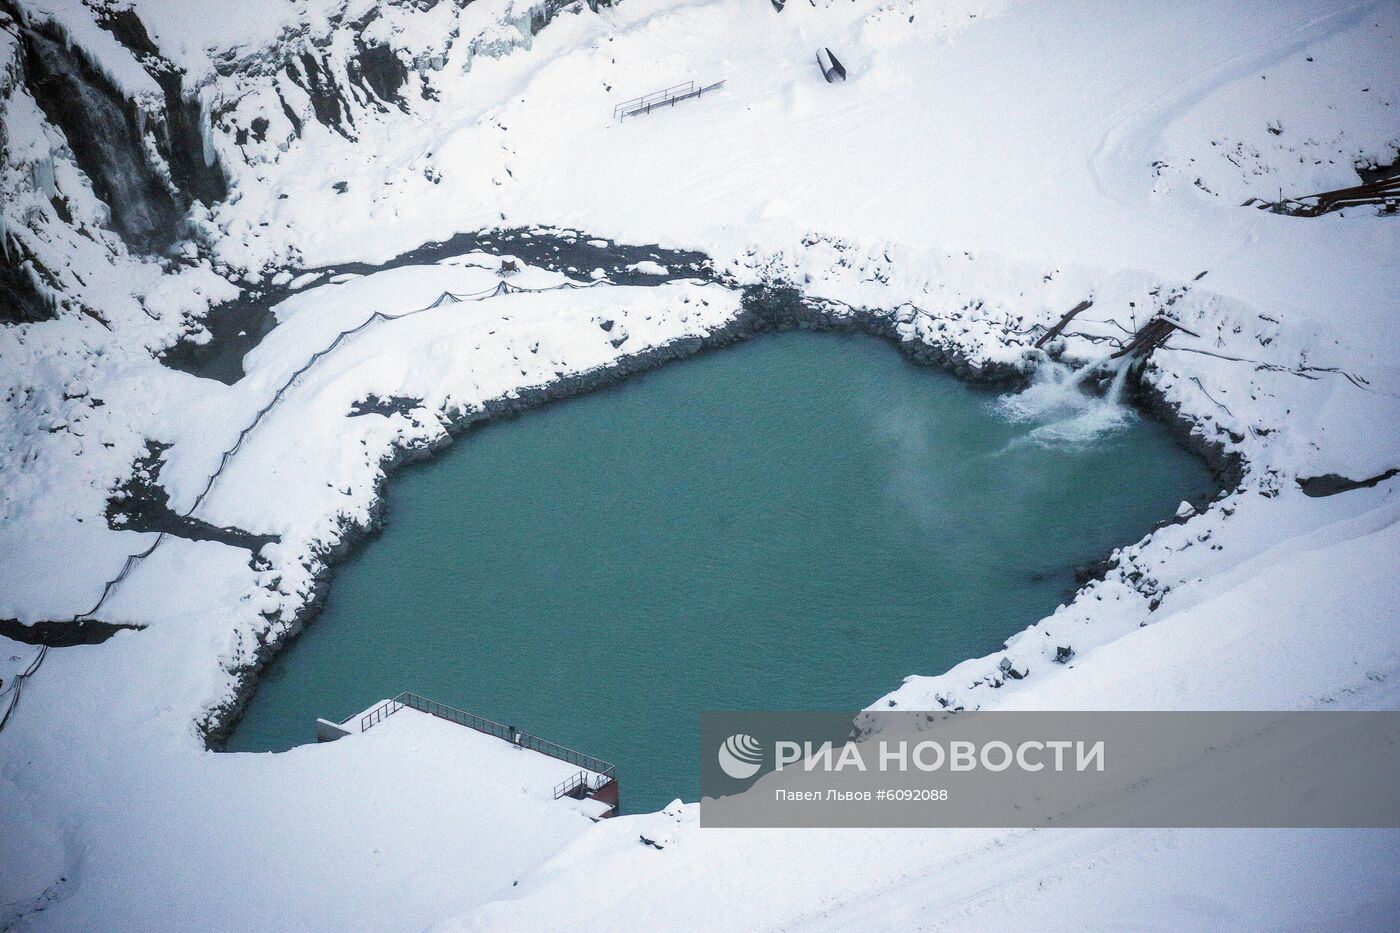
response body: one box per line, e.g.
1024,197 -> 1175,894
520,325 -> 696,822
160,285 -> 279,385
288,52 -> 355,138
22,26 -> 185,254
350,36 -> 408,109
1298,469 -> 1398,497
1075,554 -> 1119,585
162,228 -> 717,384
350,394 -> 424,418
276,88 -> 304,137
308,228 -> 715,287
107,441 -> 279,552
1129,374 -> 1243,491
97,9 -> 227,207
1357,156 -> 1398,186
0,235 -> 59,323
741,282 -> 808,329
0,616 -> 143,646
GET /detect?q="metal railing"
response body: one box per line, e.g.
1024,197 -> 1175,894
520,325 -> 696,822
359,697 -> 405,731
614,79 -> 726,120
614,81 -> 693,119
553,769 -> 612,800
361,692 -> 617,783
66,277 -> 612,628
1246,174 -> 1400,216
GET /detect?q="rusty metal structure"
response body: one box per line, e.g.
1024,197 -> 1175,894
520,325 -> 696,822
1110,315 -> 1199,360
1034,299 -> 1094,349
1246,174 -> 1400,216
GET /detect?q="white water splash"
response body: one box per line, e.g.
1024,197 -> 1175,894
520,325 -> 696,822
995,356 -> 1136,448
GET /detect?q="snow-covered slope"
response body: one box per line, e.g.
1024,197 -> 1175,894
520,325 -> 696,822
1,0 -> 1397,929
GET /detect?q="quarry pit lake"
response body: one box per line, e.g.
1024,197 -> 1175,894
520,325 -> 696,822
227,331 -> 1216,812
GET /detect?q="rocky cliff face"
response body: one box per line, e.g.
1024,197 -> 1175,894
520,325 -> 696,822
1,0 -> 226,322
0,0 -> 595,324
21,22 -> 190,254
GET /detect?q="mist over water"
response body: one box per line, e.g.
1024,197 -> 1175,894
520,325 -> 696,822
228,333 -> 1214,813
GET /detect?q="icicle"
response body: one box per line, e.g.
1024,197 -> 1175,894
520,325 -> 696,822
199,93 -> 217,167
509,9 -> 531,43
29,154 -> 57,200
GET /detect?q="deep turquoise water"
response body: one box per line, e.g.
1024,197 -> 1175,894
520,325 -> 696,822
228,332 -> 1215,812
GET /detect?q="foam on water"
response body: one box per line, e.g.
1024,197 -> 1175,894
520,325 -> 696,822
995,357 -> 1136,449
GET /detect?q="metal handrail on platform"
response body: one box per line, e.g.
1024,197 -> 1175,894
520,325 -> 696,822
614,79 -> 726,120
359,697 -> 404,730
553,768 -> 612,799
614,81 -> 694,119
360,692 -> 617,783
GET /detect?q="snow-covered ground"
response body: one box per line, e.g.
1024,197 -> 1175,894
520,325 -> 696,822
1,0 -> 1398,929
